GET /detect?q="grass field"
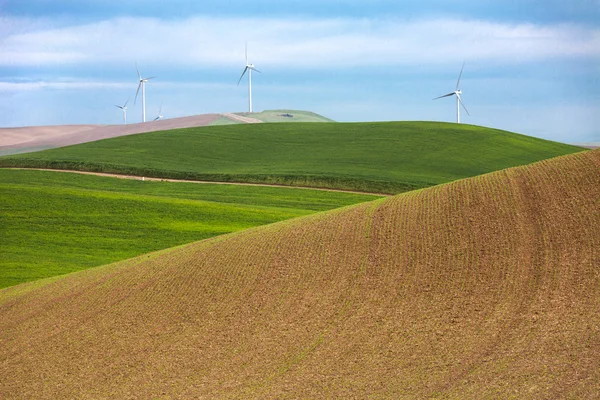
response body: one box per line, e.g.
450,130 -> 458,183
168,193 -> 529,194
208,116 -> 240,125
1,150 -> 598,398
0,169 -> 380,288
237,109 -> 335,123
0,121 -> 583,194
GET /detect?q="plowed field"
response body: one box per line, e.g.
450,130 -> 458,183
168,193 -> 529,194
1,150 -> 598,398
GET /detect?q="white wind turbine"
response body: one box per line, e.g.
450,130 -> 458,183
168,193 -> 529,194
237,42 -> 261,113
433,62 -> 470,123
115,98 -> 129,124
153,103 -> 163,121
134,63 -> 155,122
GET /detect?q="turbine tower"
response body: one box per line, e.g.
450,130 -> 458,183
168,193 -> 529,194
237,42 -> 261,113
433,62 -> 470,123
115,98 -> 129,124
134,64 -> 155,122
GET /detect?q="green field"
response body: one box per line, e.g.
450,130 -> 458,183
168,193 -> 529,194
0,122 -> 583,194
0,169 -> 380,288
237,109 -> 335,123
2,150 -> 598,398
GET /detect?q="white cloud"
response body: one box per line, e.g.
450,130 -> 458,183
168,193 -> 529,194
1,16 -> 598,68
0,79 -> 241,93
0,80 -> 130,92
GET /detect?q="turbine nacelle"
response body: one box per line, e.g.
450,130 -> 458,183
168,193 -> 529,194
153,104 -> 164,121
433,63 -> 470,123
134,63 -> 156,122
115,98 -> 129,124
238,42 -> 261,113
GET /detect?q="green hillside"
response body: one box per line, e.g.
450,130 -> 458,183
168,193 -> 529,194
0,121 -> 583,194
208,110 -> 333,125
2,150 -> 598,398
0,169 -> 379,288
238,109 -> 335,123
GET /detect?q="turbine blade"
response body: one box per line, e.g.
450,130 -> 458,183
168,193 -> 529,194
134,82 -> 142,105
154,116 -> 159,121
146,76 -> 156,80
456,61 -> 465,90
237,67 -> 248,86
115,105 -> 122,109
136,63 -> 141,81
245,41 -> 248,64
457,94 -> 470,115
433,92 -> 455,100
124,97 -> 129,107
249,66 -> 261,73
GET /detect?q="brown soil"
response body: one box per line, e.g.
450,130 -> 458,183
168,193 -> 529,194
0,114 -> 222,150
1,150 -> 599,399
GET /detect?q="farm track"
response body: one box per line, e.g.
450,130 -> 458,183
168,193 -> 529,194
221,112 -> 263,124
3,167 -> 390,196
1,150 -> 599,398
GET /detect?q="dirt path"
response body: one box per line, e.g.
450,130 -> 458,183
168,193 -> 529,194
221,113 -> 263,124
6,168 -> 389,196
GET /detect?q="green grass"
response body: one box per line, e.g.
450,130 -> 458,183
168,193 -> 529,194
0,122 -> 583,194
209,116 -> 241,126
239,109 -> 335,123
0,169 -> 380,288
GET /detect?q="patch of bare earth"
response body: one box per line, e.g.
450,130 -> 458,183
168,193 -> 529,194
0,114 -> 222,151
221,112 -> 263,124
0,150 -> 599,398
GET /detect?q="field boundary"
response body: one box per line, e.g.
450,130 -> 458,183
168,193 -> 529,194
3,167 -> 390,196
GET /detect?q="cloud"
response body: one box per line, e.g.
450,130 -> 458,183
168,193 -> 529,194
1,16 -> 598,69
0,78 -> 245,94
0,80 -> 130,92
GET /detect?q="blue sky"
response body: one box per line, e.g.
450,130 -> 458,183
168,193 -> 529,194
1,0 -> 599,143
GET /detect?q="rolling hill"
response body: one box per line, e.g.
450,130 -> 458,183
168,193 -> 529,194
235,109 -> 335,123
0,121 -> 583,193
0,169 -> 379,288
0,110 -> 332,156
1,149 -> 598,398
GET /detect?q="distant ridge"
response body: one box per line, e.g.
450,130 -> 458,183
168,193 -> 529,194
236,109 -> 335,123
1,149 -> 598,398
0,114 -> 221,155
574,142 -> 600,149
0,110 -> 332,155
1,121 -> 584,194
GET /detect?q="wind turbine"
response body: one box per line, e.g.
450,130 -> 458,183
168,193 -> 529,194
433,62 -> 470,123
134,63 -> 155,122
115,98 -> 129,124
153,103 -> 163,121
237,42 -> 261,113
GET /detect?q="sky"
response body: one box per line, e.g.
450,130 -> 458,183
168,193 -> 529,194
1,0 -> 599,143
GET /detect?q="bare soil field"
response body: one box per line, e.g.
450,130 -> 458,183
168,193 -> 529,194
1,149 -> 598,398
0,113 -> 222,152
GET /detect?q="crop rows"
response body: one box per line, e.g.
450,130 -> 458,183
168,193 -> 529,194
0,150 -> 598,398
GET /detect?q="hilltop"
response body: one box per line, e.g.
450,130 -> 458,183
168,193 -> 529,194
235,109 -> 335,123
0,110 -> 332,155
1,149 -> 598,398
0,121 -> 583,193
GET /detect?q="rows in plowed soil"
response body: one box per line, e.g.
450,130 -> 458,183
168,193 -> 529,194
1,150 -> 599,398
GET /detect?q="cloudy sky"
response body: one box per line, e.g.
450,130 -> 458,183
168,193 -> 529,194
1,0 -> 599,143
